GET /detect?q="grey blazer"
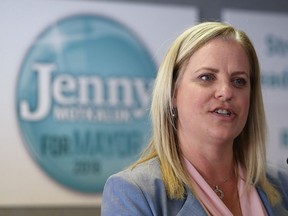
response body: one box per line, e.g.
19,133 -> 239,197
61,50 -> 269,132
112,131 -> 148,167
101,157 -> 288,216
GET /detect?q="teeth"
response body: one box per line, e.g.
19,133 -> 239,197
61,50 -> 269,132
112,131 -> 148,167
215,109 -> 231,116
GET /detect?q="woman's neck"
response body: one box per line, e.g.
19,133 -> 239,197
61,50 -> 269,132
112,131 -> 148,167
180,136 -> 235,183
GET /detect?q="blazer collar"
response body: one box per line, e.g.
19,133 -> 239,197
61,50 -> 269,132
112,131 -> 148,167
176,186 -> 276,216
257,187 -> 275,216
176,187 -> 207,216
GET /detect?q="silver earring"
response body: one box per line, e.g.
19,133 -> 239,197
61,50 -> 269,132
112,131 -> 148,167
172,107 -> 177,118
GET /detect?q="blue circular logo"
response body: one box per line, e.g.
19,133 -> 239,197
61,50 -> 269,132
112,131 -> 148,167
16,15 -> 156,193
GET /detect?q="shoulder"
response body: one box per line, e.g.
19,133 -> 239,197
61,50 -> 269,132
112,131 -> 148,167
101,157 -> 185,216
105,157 -> 164,200
267,167 -> 288,204
123,157 -> 163,186
267,166 -> 288,211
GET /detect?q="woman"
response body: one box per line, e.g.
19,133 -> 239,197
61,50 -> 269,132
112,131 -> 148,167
101,22 -> 288,215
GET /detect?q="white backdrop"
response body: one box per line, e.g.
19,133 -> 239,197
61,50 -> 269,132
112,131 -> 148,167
0,0 -> 198,206
223,10 -> 288,171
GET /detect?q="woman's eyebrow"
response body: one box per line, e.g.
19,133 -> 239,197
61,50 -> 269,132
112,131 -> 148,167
231,71 -> 250,78
194,67 -> 219,74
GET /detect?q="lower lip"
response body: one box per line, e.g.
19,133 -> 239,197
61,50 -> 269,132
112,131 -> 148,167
211,111 -> 235,121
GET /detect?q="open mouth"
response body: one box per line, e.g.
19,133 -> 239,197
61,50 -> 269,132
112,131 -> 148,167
213,109 -> 232,117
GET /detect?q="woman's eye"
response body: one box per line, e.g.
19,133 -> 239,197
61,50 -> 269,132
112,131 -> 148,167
199,74 -> 214,81
232,78 -> 247,87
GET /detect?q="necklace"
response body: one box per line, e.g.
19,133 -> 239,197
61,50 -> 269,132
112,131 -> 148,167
207,170 -> 234,200
213,185 -> 225,199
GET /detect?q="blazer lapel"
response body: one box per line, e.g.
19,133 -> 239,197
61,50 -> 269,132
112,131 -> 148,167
176,188 -> 208,216
177,186 -> 278,216
257,187 -> 275,216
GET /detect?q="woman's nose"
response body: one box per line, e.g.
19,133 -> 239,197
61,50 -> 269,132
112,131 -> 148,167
215,83 -> 233,102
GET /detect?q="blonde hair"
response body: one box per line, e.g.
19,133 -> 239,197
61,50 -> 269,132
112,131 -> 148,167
133,22 -> 281,205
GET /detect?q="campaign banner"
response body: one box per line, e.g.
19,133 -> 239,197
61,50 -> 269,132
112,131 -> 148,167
0,0 -> 198,206
222,10 -> 288,170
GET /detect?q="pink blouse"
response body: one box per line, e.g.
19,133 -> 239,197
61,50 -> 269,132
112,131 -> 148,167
183,157 -> 268,216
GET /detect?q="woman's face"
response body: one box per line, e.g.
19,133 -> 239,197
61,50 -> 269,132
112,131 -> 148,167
174,38 -> 251,145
